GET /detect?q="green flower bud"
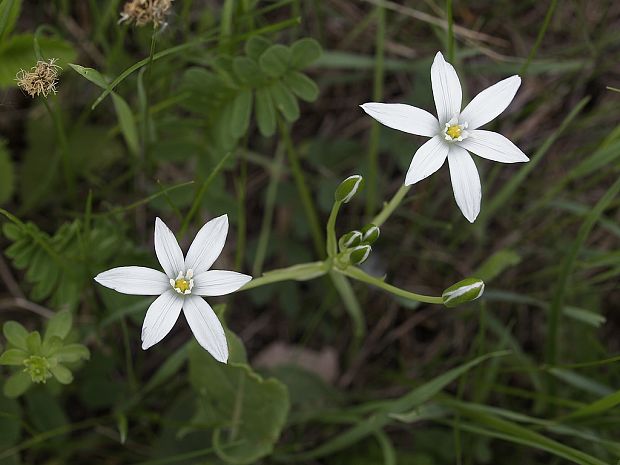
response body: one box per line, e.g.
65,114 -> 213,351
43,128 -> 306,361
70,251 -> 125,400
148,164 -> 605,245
338,231 -> 362,251
361,224 -> 380,244
442,278 -> 485,308
335,175 -> 364,204
349,244 -> 371,265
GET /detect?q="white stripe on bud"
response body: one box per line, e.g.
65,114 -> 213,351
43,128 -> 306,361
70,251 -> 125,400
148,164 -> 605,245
335,175 -> 364,204
442,278 -> 485,308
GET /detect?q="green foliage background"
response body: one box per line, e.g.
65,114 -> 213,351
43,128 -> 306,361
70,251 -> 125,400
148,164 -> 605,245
0,0 -> 619,464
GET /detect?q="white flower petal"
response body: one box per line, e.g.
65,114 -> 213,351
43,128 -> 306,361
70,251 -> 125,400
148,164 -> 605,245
94,266 -> 170,295
360,103 -> 439,137
192,270 -> 252,296
458,130 -> 529,163
184,214 -> 229,275
141,290 -> 183,350
459,75 -> 521,130
448,146 -> 482,223
404,135 -> 449,186
183,295 -> 228,363
431,52 -> 462,125
154,217 -> 185,278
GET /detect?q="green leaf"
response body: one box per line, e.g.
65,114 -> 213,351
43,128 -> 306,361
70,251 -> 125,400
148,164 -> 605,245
50,364 -> 73,384
3,320 -> 28,349
258,44 -> 291,77
0,34 -> 76,87
0,348 -> 27,365
283,71 -> 319,102
474,249 -> 521,283
283,352 -> 507,461
244,35 -> 272,61
0,0 -> 21,41
25,331 -> 41,354
255,87 -> 276,137
56,343 -> 90,363
45,310 -> 72,342
290,38 -> 322,69
189,342 -> 289,464
111,93 -> 140,156
232,56 -> 262,85
4,371 -> 31,398
268,82 -> 299,122
229,89 -> 253,139
0,138 -> 14,203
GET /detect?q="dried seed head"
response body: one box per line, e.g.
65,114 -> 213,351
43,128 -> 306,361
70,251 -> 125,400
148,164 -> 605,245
15,59 -> 62,98
119,0 -> 173,28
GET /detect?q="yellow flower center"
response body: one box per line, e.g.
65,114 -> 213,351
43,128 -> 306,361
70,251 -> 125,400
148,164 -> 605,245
174,278 -> 190,293
446,124 -> 462,139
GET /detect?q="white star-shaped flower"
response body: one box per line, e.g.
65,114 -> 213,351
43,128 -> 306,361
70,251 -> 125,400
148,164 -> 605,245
94,215 -> 251,363
361,52 -> 529,222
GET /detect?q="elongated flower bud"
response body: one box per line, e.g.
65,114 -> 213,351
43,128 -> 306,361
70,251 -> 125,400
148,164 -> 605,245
339,231 -> 362,250
361,224 -> 380,244
349,244 -> 371,265
335,175 -> 363,204
442,278 -> 485,307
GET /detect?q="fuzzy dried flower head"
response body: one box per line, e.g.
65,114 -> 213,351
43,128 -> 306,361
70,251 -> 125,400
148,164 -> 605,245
120,0 -> 173,28
15,59 -> 61,98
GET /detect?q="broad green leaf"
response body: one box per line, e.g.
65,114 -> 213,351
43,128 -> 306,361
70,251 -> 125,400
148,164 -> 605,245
3,321 -> 28,349
259,44 -> 291,77
269,82 -> 299,122
0,138 -> 14,203
290,38 -> 322,69
244,35 -> 272,61
56,343 -> 90,363
41,335 -> 63,356
283,71 -> 319,102
232,56 -> 262,85
25,331 -> 41,354
45,309 -> 72,342
255,87 -> 276,136
230,89 -> 253,138
0,34 -> 76,87
189,342 -> 289,464
50,364 -> 73,384
0,0 -> 20,41
4,371 -> 31,398
0,348 -> 27,365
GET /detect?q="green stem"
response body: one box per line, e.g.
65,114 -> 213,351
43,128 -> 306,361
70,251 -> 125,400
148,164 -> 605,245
43,98 -> 74,199
326,201 -> 342,257
339,266 -> 443,304
371,184 -> 411,227
446,0 -> 455,62
241,261 -> 328,291
92,16 -> 300,109
519,0 -> 558,75
235,146 -> 248,269
279,120 -> 325,257
180,151 -> 233,236
252,144 -> 285,276
365,3 -> 386,216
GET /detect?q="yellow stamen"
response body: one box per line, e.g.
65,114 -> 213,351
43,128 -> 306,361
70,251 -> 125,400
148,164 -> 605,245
174,278 -> 190,293
446,124 -> 462,139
